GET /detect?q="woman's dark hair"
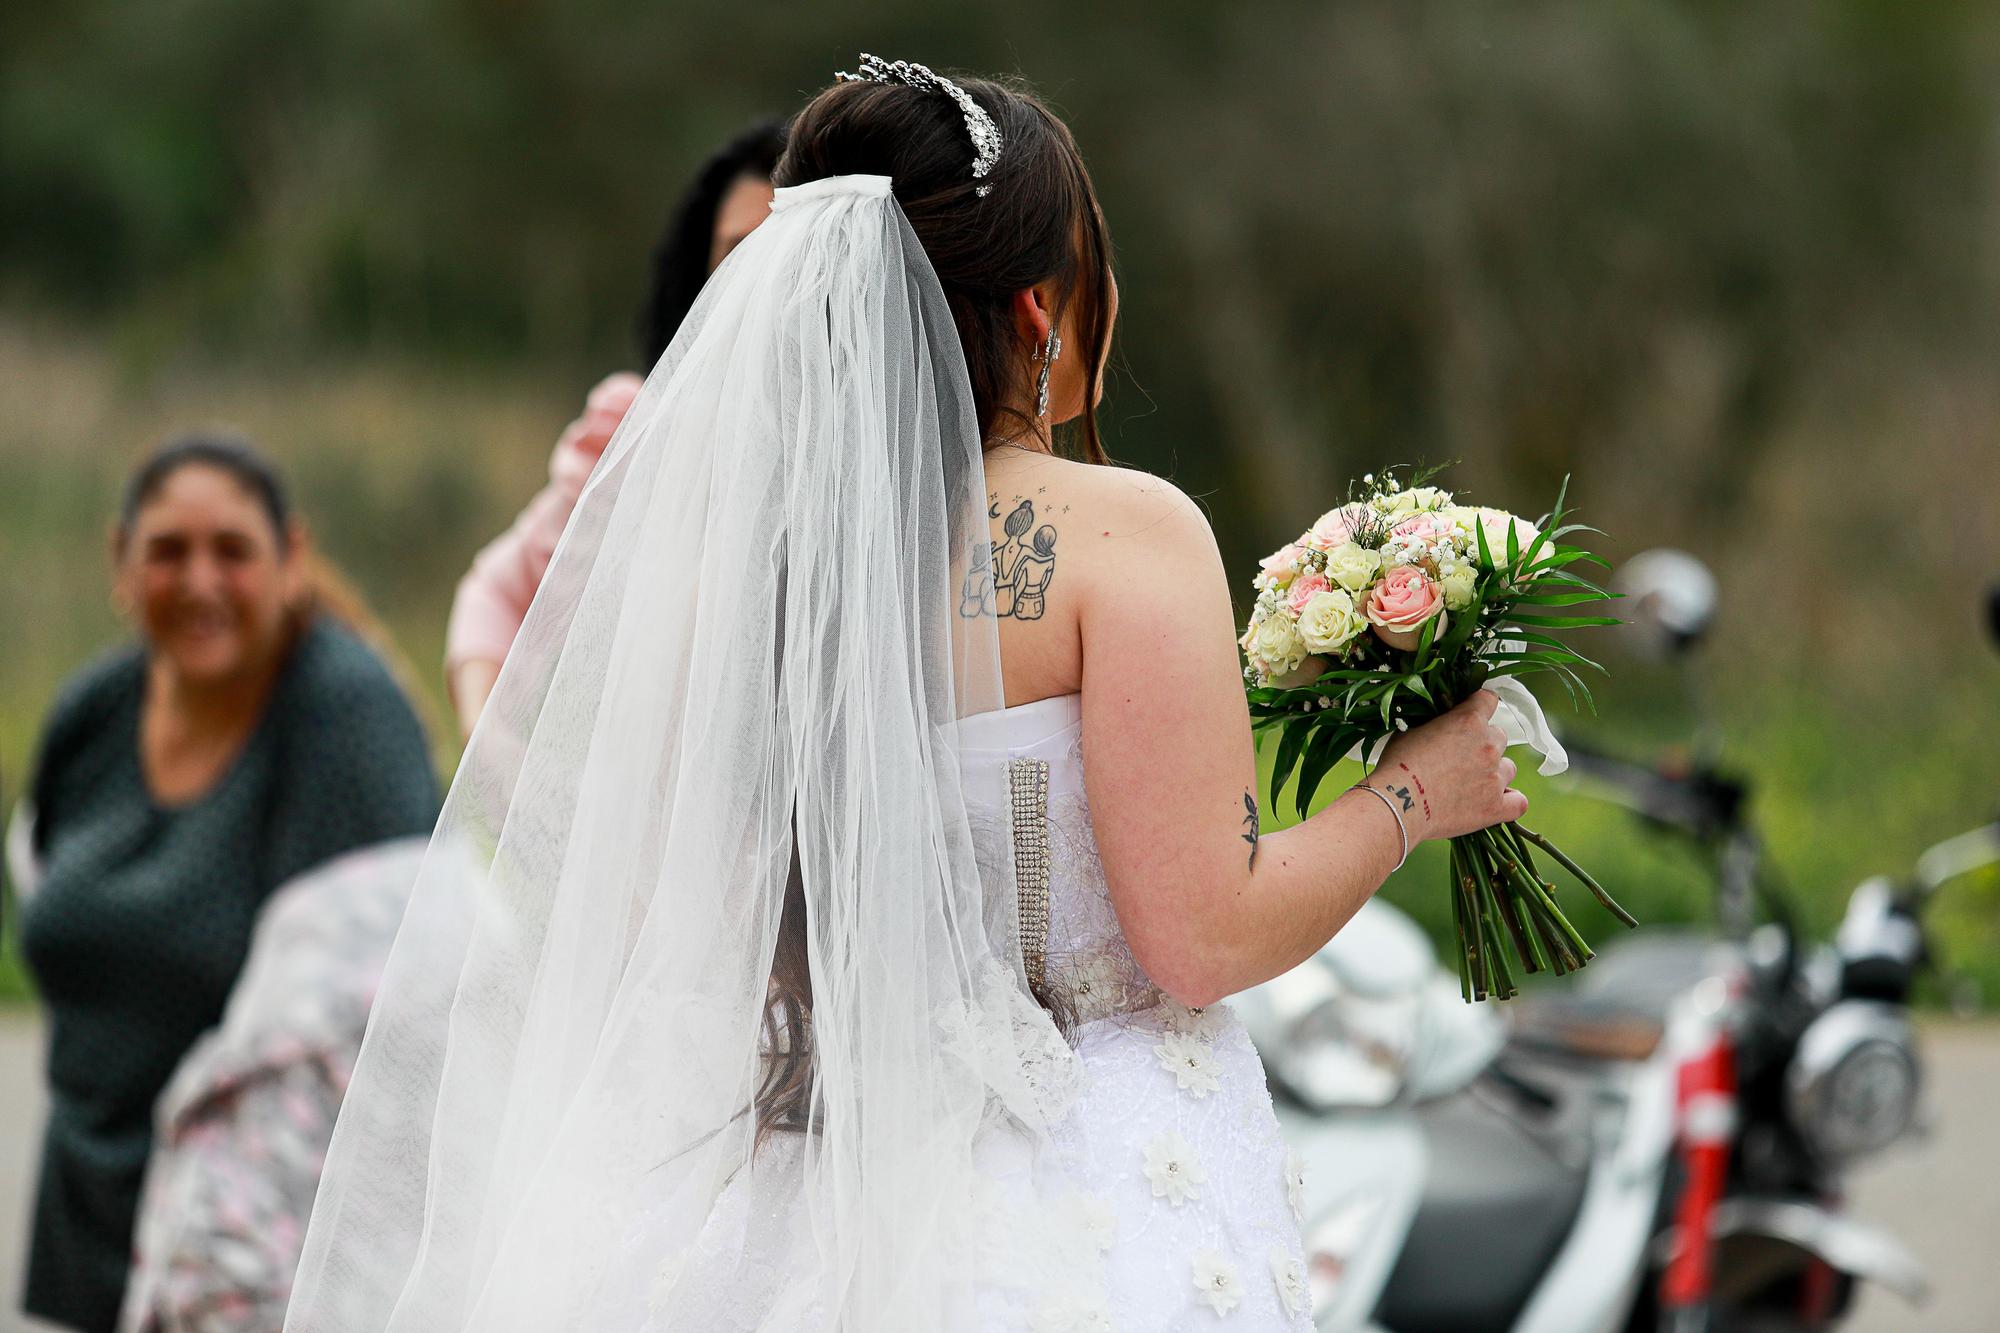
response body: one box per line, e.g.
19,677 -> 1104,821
119,431 -> 292,550
775,73 -> 1115,465
636,119 -> 788,366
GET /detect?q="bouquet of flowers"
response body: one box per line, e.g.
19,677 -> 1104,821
1241,467 -> 1635,1001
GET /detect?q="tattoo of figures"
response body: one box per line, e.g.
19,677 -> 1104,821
959,539 -> 997,618
1242,790 -> 1260,869
964,495 -> 1059,620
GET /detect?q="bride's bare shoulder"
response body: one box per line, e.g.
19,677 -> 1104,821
979,449 -> 1226,701
982,449 -> 1215,555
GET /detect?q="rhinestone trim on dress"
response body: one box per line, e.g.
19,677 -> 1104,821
1007,758 -> 1052,992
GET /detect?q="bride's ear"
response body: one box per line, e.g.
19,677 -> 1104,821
1011,287 -> 1053,354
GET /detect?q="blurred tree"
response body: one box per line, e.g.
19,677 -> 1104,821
1,0 -> 1996,622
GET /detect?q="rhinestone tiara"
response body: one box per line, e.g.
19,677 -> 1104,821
835,54 -> 1003,198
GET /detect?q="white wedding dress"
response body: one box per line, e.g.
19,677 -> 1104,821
288,176 -> 1306,1332
590,694 -> 1314,1331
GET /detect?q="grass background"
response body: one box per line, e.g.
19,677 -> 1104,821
4,0 -> 2000,1013
2,325 -> 1995,1008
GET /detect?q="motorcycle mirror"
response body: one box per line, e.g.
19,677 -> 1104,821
1915,822 -> 2000,900
1614,548 -> 1718,662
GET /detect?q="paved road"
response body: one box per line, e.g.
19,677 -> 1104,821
1842,1021 -> 2000,1333
0,1010 -> 1994,1331
1,1015 -> 57,1333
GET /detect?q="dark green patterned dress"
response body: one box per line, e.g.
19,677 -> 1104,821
18,616 -> 439,1332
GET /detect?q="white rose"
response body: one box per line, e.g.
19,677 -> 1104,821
1440,564 -> 1478,611
1296,588 -> 1366,654
1249,611 -> 1309,677
1265,655 -> 1328,689
1322,542 -> 1383,593
1382,485 -> 1453,516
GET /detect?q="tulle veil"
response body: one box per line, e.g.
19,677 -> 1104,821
284,173 -> 1082,1330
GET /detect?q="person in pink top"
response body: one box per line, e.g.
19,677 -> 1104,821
445,120 -> 787,733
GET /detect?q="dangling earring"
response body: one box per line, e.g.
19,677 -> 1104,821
1034,329 -> 1063,420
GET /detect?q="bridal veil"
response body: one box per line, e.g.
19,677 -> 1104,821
285,174 -> 1079,1330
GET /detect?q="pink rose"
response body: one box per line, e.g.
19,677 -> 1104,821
1472,507 -> 1543,568
1390,511 -> 1451,543
1303,504 -> 1365,552
1286,570 -> 1331,613
1365,565 -> 1447,650
1258,543 -> 1306,585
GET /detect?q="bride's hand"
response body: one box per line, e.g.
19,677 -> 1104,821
1366,690 -> 1526,843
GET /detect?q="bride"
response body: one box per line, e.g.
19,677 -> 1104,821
286,58 -> 1524,1332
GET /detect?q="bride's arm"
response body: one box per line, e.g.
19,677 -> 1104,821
1079,482 -> 1523,1008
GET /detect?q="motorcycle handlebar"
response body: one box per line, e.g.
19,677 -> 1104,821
1561,744 -> 1748,842
1914,821 -> 2000,901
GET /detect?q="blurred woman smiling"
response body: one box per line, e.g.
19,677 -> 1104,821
13,432 -> 438,1332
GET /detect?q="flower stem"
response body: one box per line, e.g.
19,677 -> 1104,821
1451,841 -> 1491,1000
1471,833 -> 1537,979
1513,825 -> 1640,929
1490,849 -> 1551,975
1447,840 -> 1474,1003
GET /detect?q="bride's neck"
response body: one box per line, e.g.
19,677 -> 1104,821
985,435 -> 1055,456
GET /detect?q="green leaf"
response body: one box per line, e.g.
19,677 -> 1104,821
1379,679 -> 1400,731
1506,613 -> 1623,629
1479,650 -> 1593,669
1529,568 -> 1610,595
1517,500 -> 1555,573
1295,724 -> 1355,819
1533,548 -> 1611,572
1270,717 -> 1312,809
1486,627 -> 1586,654
1551,660 -> 1598,711
1413,612 -> 1440,671
1505,590 -> 1618,609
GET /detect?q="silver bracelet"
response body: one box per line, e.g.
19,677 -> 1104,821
1351,782 -> 1410,872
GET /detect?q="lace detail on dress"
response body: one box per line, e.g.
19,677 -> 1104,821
936,960 -> 1083,1129
1040,742 -> 1163,1026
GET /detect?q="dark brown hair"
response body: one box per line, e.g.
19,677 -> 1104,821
119,431 -> 294,545
774,72 -> 1114,464
636,118 -> 788,367
753,71 -> 1105,1148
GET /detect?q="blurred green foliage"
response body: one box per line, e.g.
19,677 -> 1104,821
2,1 -> 1998,1003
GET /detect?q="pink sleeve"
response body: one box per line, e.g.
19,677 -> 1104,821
444,373 -> 643,675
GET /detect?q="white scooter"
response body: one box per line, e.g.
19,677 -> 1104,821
1236,887 -> 1689,1333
